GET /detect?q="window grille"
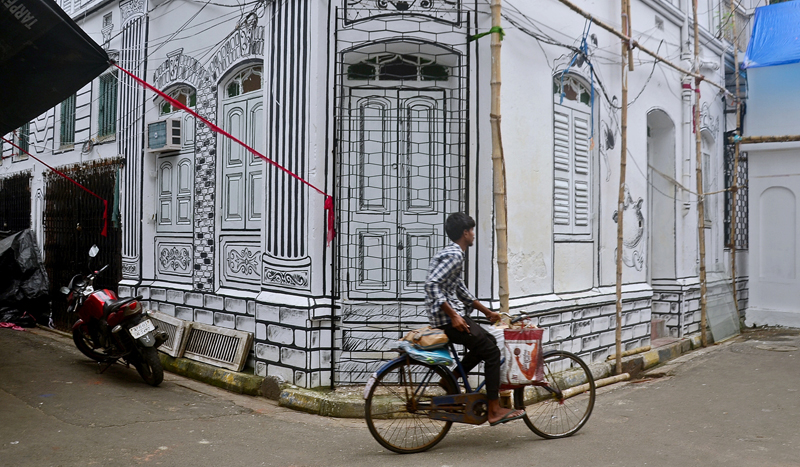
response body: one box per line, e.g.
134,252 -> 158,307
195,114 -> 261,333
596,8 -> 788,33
333,9 -> 470,385
60,94 -> 76,147
724,133 -> 748,249
98,73 -> 118,138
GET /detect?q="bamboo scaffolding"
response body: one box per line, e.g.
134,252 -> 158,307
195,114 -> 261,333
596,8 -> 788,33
614,0 -> 631,375
693,0 -> 709,347
729,0 -> 741,316
734,135 -> 800,144
554,0 -> 733,98
490,0 -> 510,315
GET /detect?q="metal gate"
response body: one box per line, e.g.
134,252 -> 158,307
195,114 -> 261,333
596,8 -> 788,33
0,171 -> 32,238
43,159 -> 123,329
333,9 -> 470,384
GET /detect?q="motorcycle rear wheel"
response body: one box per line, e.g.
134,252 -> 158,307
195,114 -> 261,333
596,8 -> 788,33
134,347 -> 164,387
73,327 -> 111,362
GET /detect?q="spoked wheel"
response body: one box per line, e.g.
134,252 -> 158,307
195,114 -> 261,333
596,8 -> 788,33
365,358 -> 458,454
133,347 -> 164,387
514,350 -> 595,439
72,326 -> 111,362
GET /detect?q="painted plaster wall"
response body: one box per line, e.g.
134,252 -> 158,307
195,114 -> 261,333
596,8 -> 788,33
1,0 -> 749,386
497,0 -> 728,304
746,145 -> 800,328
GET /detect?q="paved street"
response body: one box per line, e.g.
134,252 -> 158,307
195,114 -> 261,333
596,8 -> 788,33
1,326 -> 798,467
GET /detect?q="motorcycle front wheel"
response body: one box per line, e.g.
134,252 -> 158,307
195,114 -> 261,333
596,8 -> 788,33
73,326 -> 110,362
133,347 -> 164,387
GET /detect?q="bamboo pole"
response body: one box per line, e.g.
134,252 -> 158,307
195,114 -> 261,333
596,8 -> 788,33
734,135 -> 800,144
562,373 -> 630,400
729,0 -> 741,316
490,0 -> 510,315
615,0 -> 631,376
554,0 -> 732,99
693,0 -> 709,347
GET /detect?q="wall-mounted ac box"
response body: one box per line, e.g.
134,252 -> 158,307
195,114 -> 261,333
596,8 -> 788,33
147,118 -> 182,152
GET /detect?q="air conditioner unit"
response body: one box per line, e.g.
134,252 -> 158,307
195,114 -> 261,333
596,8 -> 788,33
147,118 -> 182,152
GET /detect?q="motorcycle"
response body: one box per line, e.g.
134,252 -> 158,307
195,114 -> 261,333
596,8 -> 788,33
61,245 -> 168,386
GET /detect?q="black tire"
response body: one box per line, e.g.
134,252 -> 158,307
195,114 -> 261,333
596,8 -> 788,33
133,347 -> 164,387
72,326 -> 110,362
365,358 -> 458,454
515,350 -> 595,439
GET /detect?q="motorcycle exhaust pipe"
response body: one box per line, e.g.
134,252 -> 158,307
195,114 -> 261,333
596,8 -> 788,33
111,325 -> 128,351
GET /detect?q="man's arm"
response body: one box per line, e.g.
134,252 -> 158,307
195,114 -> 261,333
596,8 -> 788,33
455,280 -> 500,325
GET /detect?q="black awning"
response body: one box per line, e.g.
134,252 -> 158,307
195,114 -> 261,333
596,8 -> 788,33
1,0 -> 110,136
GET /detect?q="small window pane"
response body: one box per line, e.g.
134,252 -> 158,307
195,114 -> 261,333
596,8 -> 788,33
227,82 -> 240,98
241,72 -> 261,94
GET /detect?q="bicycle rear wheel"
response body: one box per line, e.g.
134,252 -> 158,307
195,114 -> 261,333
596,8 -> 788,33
365,358 -> 458,454
515,350 -> 595,439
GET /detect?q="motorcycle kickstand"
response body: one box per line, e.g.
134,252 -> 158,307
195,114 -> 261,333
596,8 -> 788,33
96,359 -> 118,374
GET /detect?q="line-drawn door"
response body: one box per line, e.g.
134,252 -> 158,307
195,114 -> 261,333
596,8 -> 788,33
341,88 -> 446,301
221,98 -> 263,231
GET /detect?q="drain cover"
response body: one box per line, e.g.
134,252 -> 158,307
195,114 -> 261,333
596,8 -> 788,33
756,344 -> 798,352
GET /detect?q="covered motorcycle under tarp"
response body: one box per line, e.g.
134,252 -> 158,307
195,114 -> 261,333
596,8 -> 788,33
0,229 -> 50,327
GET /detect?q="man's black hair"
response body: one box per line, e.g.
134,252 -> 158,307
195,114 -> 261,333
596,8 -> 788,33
445,212 -> 476,242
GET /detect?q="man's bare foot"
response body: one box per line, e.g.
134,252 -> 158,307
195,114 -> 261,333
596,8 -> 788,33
487,399 -> 525,426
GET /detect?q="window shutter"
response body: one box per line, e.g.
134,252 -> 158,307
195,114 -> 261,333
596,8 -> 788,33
553,109 -> 571,233
553,103 -> 592,236
572,112 -> 591,235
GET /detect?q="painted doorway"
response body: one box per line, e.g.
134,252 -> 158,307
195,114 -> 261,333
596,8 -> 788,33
647,109 -> 676,281
218,65 -> 264,288
339,87 -> 449,301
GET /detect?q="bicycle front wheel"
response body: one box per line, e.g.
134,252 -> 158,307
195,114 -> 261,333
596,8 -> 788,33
365,358 -> 458,454
515,350 -> 595,439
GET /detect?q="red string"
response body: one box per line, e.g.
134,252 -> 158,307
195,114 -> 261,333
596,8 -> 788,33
2,136 -> 108,237
112,63 -> 336,245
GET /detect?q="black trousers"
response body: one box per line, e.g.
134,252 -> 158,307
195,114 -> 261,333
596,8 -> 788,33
442,315 -> 501,400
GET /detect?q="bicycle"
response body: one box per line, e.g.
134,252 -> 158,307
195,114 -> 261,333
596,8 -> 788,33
363,324 -> 596,454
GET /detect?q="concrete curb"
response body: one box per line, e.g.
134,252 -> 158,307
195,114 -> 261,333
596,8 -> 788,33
276,335 -> 710,418
158,354 -> 265,397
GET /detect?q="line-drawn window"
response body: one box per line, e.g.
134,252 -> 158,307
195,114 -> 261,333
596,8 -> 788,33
60,94 -> 76,147
220,65 -> 263,232
553,74 -> 593,237
158,86 -> 196,148
347,54 -> 449,81
157,155 -> 193,233
98,72 -> 118,139
159,86 -> 196,115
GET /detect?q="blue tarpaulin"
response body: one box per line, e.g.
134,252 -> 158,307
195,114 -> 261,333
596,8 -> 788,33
743,1 -> 800,69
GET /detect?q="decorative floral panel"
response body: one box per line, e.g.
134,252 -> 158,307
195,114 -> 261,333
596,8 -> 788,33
156,240 -> 193,278
344,0 -> 462,25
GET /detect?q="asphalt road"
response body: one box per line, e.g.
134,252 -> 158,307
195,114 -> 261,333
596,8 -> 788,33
1,326 -> 798,467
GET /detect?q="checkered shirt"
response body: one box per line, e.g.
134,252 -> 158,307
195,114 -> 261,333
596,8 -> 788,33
425,242 -> 476,328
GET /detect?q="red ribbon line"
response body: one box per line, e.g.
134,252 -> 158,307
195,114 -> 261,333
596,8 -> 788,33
2,137 -> 108,237
112,63 -> 336,245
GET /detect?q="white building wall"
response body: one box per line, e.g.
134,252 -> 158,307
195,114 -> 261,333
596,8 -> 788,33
0,0 -> 749,385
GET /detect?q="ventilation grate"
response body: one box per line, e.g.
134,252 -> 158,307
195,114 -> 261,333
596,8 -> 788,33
148,310 -> 192,358
182,323 -> 253,371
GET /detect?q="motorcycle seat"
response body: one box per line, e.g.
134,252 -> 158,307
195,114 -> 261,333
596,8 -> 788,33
103,297 -> 138,315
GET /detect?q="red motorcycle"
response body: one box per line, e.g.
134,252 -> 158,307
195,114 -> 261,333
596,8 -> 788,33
61,245 -> 167,386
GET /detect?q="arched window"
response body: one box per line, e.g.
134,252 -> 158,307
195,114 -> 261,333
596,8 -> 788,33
225,66 -> 262,98
159,86 -> 196,115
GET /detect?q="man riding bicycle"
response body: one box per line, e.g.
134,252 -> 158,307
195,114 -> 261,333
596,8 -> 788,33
424,212 -> 525,426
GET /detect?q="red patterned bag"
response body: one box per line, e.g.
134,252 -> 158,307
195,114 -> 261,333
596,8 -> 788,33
500,327 -> 544,387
